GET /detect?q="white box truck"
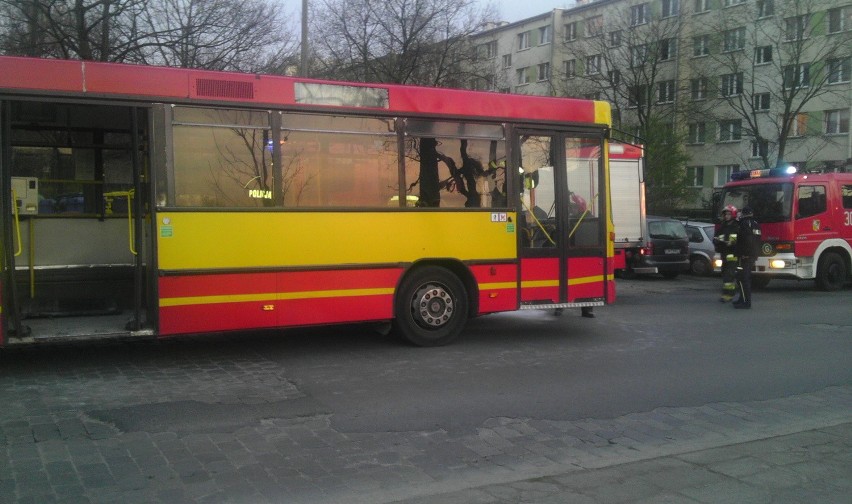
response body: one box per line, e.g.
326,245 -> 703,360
609,143 -> 656,275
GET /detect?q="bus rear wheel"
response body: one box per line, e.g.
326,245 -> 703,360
393,266 -> 468,347
816,252 -> 847,291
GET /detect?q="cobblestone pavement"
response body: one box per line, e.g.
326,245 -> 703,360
1,337 -> 850,504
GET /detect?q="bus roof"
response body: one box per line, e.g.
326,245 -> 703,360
0,56 -> 609,126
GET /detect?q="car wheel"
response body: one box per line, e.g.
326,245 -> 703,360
816,252 -> 847,291
393,266 -> 469,346
690,256 -> 711,276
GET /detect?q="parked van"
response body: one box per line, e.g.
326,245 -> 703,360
622,216 -> 690,278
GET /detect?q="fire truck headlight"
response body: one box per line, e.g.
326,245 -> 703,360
769,259 -> 791,269
714,258 -> 723,268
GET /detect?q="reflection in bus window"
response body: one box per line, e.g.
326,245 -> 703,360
566,138 -> 602,247
172,107 -> 272,207
404,126 -> 507,208
280,114 -> 398,208
520,136 -> 556,248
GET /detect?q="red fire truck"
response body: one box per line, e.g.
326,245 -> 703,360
718,168 -> 852,291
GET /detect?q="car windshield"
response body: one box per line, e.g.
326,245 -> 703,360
720,183 -> 793,223
649,221 -> 687,240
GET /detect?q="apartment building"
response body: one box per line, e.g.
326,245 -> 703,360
472,0 -> 851,210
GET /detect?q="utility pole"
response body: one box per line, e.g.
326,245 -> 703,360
300,0 -> 309,77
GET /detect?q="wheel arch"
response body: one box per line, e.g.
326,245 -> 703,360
395,259 -> 479,318
814,240 -> 852,279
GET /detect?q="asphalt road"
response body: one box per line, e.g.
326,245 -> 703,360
1,273 -> 850,503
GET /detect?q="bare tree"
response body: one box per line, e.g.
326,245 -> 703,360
554,5 -> 684,133
309,0 -> 497,86
554,5 -> 693,211
0,0 -> 299,72
701,0 -> 851,169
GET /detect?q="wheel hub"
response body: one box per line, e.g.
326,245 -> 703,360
414,285 -> 454,328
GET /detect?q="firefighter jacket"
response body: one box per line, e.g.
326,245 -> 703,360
714,220 -> 738,259
735,216 -> 761,259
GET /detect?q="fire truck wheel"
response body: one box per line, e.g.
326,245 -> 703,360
816,252 -> 847,291
393,266 -> 469,347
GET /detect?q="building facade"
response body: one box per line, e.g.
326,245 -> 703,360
472,0 -> 851,211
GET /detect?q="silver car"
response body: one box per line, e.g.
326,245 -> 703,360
683,221 -> 722,276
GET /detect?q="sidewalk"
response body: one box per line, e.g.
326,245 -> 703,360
393,421 -> 852,503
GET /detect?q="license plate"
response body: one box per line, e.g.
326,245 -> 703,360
665,249 -> 680,254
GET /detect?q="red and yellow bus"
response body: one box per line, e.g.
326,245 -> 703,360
1,56 -> 615,347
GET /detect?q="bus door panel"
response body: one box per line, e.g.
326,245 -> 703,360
518,134 -> 563,304
564,137 -> 607,302
517,132 -> 607,306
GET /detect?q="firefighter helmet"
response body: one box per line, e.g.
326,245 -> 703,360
722,204 -> 738,218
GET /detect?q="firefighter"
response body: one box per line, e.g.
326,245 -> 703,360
734,206 -> 761,309
713,205 -> 739,302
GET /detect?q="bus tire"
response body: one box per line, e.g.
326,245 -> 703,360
393,266 -> 468,347
816,252 -> 847,291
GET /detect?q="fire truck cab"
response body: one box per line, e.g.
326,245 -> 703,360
718,168 -> 852,291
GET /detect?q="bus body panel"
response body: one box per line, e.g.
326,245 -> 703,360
156,211 -> 519,271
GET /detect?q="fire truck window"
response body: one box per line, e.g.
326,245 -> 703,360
796,185 -> 826,219
842,185 -> 852,209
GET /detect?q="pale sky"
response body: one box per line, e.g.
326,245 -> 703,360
487,0 -> 573,23
280,1 -> 572,26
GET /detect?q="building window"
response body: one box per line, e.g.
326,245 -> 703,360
585,54 -> 601,75
691,78 -> 708,100
517,67 -> 530,85
827,58 -> 851,84
631,3 -> 649,26
721,73 -> 744,97
694,0 -> 709,14
755,46 -> 772,65
723,0 -> 746,6
659,38 -> 677,61
722,27 -> 746,52
610,30 -> 622,47
719,120 -> 742,141
716,165 -> 739,186
827,7 -> 849,34
564,22 -> 577,41
754,93 -> 770,111
757,0 -> 774,18
539,25 -> 552,45
662,0 -> 680,18
478,40 -> 497,59
537,62 -> 551,81
751,139 -> 769,158
686,166 -> 704,187
518,31 -> 531,50
785,113 -> 808,136
693,35 -> 710,57
584,92 -> 602,100
658,80 -> 676,103
825,109 -> 850,134
609,70 -> 621,87
783,64 -> 810,89
502,54 -> 512,68
563,59 -> 576,78
631,44 -> 648,67
785,15 -> 809,41
586,16 -> 603,37
628,85 -> 647,108
688,123 -> 707,144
